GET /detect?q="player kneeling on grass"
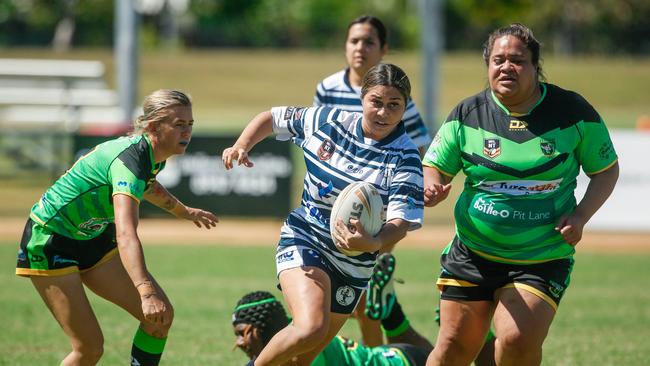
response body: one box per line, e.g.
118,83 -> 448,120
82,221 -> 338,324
222,64 -> 424,366
15,89 -> 218,366
232,254 -> 497,366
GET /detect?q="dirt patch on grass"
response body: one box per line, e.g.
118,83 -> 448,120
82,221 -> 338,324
1,217 -> 647,252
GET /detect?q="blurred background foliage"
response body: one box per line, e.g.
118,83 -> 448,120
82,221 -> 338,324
0,0 -> 648,54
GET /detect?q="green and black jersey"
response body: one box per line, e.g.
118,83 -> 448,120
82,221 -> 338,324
311,336 -> 411,366
30,134 -> 165,240
423,83 -> 617,263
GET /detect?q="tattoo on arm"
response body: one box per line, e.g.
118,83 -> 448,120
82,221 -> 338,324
149,181 -> 178,212
162,198 -> 176,211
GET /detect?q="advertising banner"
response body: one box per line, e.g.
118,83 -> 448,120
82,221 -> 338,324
576,129 -> 650,231
73,135 -> 293,217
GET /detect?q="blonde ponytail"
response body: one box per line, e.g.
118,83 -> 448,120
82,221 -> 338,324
131,89 -> 192,135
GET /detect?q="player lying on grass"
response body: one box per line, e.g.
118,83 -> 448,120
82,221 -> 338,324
232,254 -> 496,366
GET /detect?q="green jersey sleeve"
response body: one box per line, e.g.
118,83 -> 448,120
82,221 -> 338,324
108,159 -> 148,202
575,117 -> 618,174
422,119 -> 463,177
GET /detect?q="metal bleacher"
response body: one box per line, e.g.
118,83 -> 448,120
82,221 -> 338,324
0,58 -> 124,178
0,58 -> 123,131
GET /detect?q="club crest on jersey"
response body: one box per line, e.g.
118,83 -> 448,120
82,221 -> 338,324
318,139 -> 335,161
283,107 -> 306,121
483,138 -> 501,159
540,140 -> 556,157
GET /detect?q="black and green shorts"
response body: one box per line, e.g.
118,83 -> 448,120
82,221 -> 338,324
16,218 -> 118,277
436,237 -> 574,310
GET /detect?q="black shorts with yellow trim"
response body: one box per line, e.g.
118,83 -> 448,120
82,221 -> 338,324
436,236 -> 574,310
16,218 -> 118,277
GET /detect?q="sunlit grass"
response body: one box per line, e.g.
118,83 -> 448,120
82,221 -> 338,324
2,244 -> 649,365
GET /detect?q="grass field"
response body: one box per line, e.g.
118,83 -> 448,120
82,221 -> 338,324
2,243 -> 649,365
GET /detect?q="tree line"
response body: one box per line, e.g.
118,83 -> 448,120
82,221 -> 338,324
1,0 -> 648,55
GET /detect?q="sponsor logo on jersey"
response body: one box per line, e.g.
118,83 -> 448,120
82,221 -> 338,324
335,285 -> 356,306
317,181 -> 334,198
473,197 -> 510,218
540,139 -> 556,157
53,255 -> 79,266
305,201 -> 329,228
317,139 -> 335,161
598,141 -> 615,160
548,280 -> 565,299
29,254 -> 45,262
17,249 -> 26,262
509,120 -> 528,130
118,180 -> 145,195
345,164 -> 364,174
483,138 -> 501,158
477,179 -> 563,196
276,250 -> 295,264
382,350 -> 397,358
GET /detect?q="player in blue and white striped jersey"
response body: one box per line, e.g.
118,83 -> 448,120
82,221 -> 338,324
222,64 -> 423,366
314,15 -> 431,156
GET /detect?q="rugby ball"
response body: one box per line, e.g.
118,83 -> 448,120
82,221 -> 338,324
330,181 -> 385,256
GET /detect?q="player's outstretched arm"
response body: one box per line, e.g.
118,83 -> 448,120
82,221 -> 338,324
423,165 -> 452,207
222,110 -> 274,170
143,180 -> 218,229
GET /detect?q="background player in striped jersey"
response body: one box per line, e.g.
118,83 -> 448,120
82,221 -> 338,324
222,63 -> 424,366
423,24 -> 619,366
314,14 -> 432,348
314,15 -> 431,157
16,89 -> 218,366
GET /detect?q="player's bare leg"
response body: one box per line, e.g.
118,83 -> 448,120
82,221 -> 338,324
352,292 -> 383,347
82,255 -> 172,365
32,273 -> 104,366
426,299 -> 492,366
492,287 -> 555,366
253,266 -> 348,366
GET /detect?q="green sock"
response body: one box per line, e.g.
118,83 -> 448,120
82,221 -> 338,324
381,317 -> 410,337
131,327 -> 167,366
